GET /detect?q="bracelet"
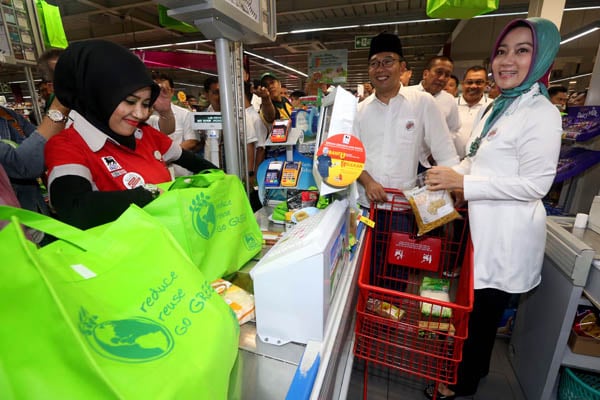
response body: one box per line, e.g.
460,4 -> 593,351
143,183 -> 160,199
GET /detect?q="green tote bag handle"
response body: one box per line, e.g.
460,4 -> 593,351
0,206 -> 94,250
167,169 -> 226,190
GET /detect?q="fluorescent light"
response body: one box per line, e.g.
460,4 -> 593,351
244,51 -> 308,77
474,11 -> 526,18
565,6 -> 600,11
560,27 -> 599,45
132,39 -> 211,50
550,72 -> 592,84
290,25 -> 359,34
363,18 -> 438,27
174,81 -> 204,88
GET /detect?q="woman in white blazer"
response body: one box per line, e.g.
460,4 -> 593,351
424,17 -> 562,399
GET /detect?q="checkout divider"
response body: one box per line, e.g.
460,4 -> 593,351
235,204 -> 368,400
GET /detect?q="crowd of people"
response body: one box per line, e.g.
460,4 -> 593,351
0,14 -> 586,400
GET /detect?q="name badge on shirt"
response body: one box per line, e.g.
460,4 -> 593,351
122,172 -> 145,189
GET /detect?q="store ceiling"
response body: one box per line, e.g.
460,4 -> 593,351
4,0 -> 600,96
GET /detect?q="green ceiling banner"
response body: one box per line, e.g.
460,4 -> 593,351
36,0 -> 68,49
157,4 -> 198,33
426,0 -> 499,19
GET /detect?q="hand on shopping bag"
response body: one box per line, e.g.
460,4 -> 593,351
425,166 -> 464,191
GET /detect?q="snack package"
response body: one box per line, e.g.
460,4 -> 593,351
420,276 -> 452,318
405,173 -> 460,236
211,279 -> 255,325
366,297 -> 405,321
573,305 -> 600,339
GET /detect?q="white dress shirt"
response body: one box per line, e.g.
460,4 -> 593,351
353,87 -> 459,207
455,95 -> 491,159
148,103 -> 200,176
408,82 -> 461,132
407,82 -> 461,167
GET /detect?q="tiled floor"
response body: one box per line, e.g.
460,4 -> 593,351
346,337 -> 526,400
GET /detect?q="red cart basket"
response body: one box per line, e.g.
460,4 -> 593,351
354,190 -> 474,398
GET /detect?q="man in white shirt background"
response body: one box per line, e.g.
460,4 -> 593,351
407,56 -> 461,168
408,56 -> 461,135
444,74 -> 460,98
455,66 -> 491,159
147,73 -> 203,176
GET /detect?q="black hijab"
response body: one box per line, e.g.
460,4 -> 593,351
54,40 -> 160,148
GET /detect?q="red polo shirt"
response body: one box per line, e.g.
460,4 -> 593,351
45,111 -> 181,192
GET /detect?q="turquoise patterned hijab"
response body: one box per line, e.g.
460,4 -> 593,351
468,18 -> 560,157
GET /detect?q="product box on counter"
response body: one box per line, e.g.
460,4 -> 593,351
568,305 -> 600,357
568,328 -> 600,357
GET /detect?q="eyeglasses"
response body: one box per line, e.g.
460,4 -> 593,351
463,79 -> 486,86
368,57 -> 400,69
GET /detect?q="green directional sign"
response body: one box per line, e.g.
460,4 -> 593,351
355,36 -> 372,49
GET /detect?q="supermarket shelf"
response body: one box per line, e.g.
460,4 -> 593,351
561,345 -> 600,372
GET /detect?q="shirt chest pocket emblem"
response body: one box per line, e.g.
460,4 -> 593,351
405,120 -> 415,131
101,156 -> 122,172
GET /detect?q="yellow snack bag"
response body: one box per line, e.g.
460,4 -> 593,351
405,184 -> 460,236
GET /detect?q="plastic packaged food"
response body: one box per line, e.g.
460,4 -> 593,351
366,297 -> 405,321
420,277 -> 452,318
405,173 -> 460,236
211,279 -> 255,325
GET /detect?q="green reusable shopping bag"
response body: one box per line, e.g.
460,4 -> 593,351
0,205 -> 240,399
426,0 -> 498,19
144,169 -> 263,282
0,218 -> 120,399
36,0 -> 68,49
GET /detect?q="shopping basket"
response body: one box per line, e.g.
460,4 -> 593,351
354,189 -> 474,396
559,367 -> 600,400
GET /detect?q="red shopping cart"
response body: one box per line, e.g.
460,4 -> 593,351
353,190 -> 474,399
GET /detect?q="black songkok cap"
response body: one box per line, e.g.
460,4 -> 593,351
368,33 -> 403,60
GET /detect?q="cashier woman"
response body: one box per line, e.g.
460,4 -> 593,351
45,40 -> 217,230
424,17 -> 562,399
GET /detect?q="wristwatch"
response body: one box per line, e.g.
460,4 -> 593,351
143,183 -> 160,199
47,109 -> 68,123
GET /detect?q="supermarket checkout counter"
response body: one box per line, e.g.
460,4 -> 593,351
235,206 -> 367,399
510,199 -> 600,399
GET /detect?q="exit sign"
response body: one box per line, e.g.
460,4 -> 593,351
355,36 -> 372,49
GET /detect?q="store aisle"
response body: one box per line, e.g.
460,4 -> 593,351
347,337 -> 526,400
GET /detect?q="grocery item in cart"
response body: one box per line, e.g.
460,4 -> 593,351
366,297 -> 406,321
420,276 -> 452,318
405,184 -> 460,236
